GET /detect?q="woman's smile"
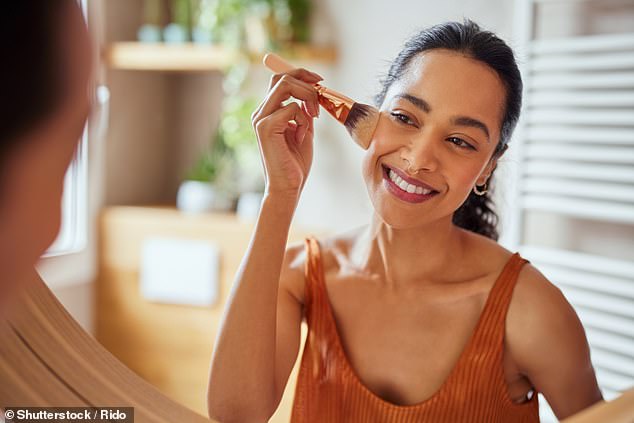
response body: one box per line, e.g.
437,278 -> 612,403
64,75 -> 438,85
381,164 -> 440,204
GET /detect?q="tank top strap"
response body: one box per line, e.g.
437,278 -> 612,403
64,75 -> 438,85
303,236 -> 339,380
303,236 -> 327,322
468,252 -> 531,353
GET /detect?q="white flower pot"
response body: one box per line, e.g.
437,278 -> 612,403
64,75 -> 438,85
163,23 -> 188,43
177,181 -> 233,213
137,24 -> 162,43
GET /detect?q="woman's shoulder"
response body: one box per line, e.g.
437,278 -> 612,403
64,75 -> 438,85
508,254 -> 579,337
279,239 -> 308,305
459,229 -> 519,278
499,244 -> 594,388
281,227 -> 364,305
466,232 -> 597,405
505,256 -> 599,416
462,229 -> 561,304
462,228 -> 577,322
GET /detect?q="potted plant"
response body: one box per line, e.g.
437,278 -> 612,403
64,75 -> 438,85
164,0 -> 191,43
177,94 -> 264,214
177,128 -> 237,213
219,95 -> 266,220
138,0 -> 164,42
191,0 -> 217,44
219,96 -> 263,192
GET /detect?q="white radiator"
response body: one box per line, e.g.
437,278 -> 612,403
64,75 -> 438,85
509,0 -> 634,421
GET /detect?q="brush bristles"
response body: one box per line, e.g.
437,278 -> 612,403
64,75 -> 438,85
344,103 -> 379,149
344,103 -> 371,128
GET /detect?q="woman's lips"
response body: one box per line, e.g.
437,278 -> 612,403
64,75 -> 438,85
384,164 -> 438,192
382,165 -> 439,204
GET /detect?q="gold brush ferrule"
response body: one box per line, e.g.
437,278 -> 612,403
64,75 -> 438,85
314,84 -> 355,124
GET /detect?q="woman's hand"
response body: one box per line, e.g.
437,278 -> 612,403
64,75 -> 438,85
251,68 -> 322,200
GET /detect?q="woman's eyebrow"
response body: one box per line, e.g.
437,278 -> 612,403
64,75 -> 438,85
395,93 -> 432,113
394,92 -> 491,143
453,116 -> 491,143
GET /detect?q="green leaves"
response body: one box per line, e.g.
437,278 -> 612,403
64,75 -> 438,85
185,95 -> 263,194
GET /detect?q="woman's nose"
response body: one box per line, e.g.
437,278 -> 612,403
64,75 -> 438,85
400,134 -> 439,174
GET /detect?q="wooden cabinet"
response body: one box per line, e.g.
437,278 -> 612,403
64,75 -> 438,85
95,206 -> 328,421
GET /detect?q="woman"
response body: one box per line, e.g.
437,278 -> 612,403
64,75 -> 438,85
0,1 -> 92,309
207,19 -> 603,422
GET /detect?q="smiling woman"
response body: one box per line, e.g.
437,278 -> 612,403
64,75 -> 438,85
364,47 -> 509,236
207,18 -> 604,423
371,20 -> 521,241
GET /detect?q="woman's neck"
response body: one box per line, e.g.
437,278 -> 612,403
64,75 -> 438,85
350,212 -> 468,290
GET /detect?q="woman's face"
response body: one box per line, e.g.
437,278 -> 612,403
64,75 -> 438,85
362,49 -> 507,230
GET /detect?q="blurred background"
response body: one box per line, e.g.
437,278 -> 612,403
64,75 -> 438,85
36,0 -> 633,421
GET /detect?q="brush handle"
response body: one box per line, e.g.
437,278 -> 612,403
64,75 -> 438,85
262,53 -> 295,73
262,52 -> 354,104
261,53 -> 375,150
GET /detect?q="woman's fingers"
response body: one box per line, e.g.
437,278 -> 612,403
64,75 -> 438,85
284,121 -> 298,146
268,67 -> 322,91
255,101 -> 311,146
249,67 -> 319,197
298,101 -> 314,145
259,74 -> 320,119
251,68 -> 322,132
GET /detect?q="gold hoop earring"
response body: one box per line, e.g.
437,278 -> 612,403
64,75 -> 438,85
473,181 -> 488,196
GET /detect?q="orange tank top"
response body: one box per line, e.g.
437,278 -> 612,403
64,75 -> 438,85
290,236 -> 540,423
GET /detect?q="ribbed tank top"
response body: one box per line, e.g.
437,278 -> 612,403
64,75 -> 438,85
290,236 -> 540,423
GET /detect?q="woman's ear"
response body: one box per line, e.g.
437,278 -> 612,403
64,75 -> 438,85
477,144 -> 508,185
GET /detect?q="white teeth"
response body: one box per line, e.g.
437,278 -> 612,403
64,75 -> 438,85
387,168 -> 434,195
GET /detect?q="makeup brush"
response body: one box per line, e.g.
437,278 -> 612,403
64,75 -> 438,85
262,52 -> 379,150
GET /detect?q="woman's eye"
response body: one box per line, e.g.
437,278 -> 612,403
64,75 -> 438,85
390,112 -> 415,126
448,137 -> 475,150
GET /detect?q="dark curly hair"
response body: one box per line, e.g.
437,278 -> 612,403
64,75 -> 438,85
374,19 -> 523,241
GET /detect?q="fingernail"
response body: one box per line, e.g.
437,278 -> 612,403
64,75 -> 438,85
296,126 -> 306,144
308,102 -> 318,118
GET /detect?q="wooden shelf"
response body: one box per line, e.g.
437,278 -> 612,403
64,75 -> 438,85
104,42 -> 238,71
105,42 -> 337,72
260,43 -> 338,63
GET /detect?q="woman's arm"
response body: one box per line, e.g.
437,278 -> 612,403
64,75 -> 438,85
506,264 -> 604,419
207,66 -> 321,422
207,195 -> 303,422
562,387 -> 634,423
